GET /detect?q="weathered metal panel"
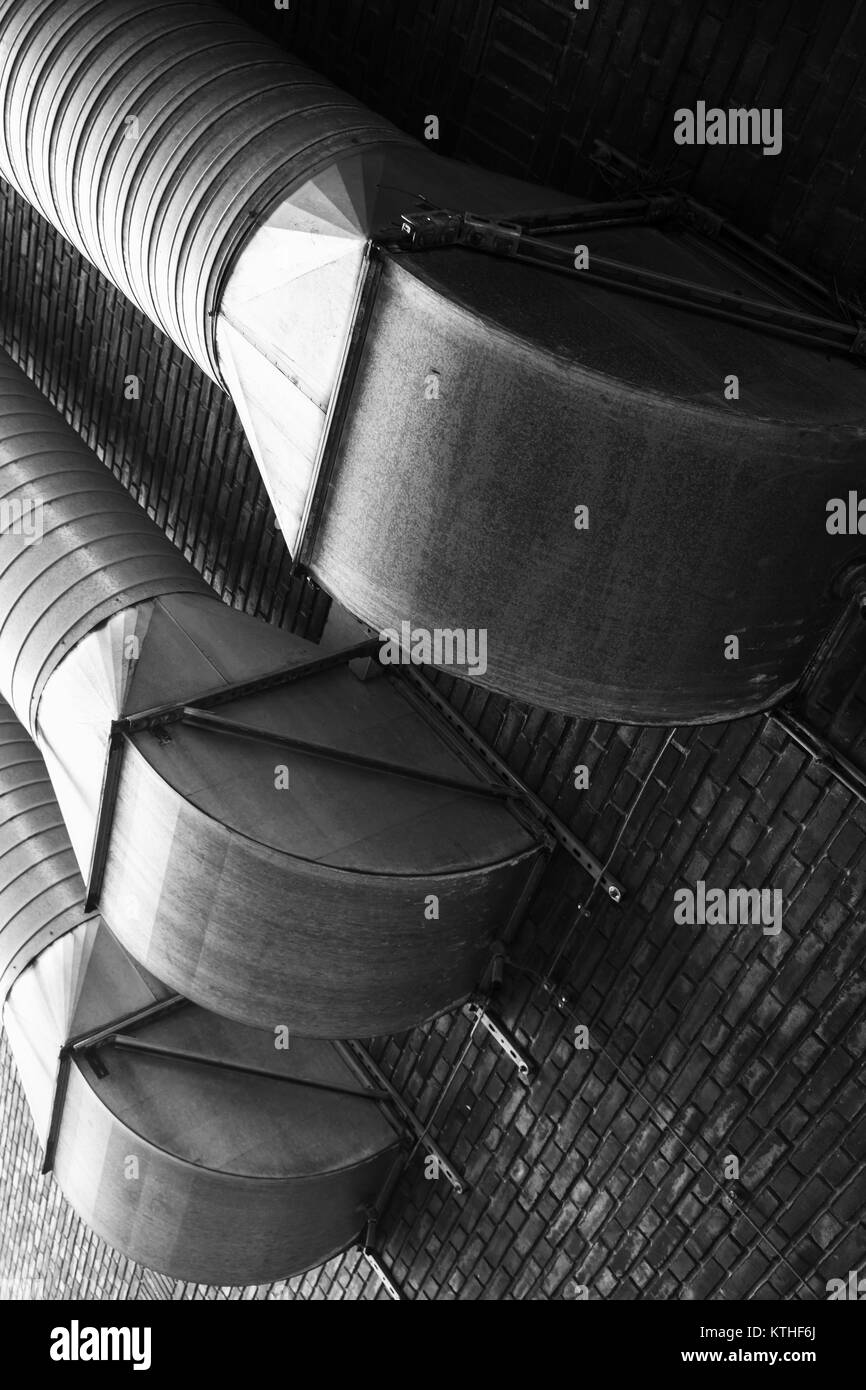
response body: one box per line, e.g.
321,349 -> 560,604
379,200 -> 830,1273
55,1059 -> 399,1284
102,728 -> 540,1037
312,245 -> 866,722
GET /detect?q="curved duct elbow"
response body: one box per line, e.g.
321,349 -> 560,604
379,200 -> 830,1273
4,0 -> 863,724
0,348 -> 545,1037
0,699 -> 401,1284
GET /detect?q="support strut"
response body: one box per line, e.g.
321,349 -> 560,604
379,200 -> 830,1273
42,995 -> 189,1173
394,207 -> 865,358
395,666 -> 625,901
335,1040 -> 468,1196
84,1034 -> 390,1104
177,706 -> 511,800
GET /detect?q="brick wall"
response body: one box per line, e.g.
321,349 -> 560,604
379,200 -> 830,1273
351,688 -> 866,1300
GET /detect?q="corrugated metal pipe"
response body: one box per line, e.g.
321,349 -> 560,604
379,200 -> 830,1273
3,0 -> 863,723
0,344 -> 545,1038
0,697 -> 403,1283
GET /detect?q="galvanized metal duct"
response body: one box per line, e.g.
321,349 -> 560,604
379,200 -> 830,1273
0,698 -> 402,1284
0,351 -> 211,732
313,242 -> 866,723
0,345 -> 545,1037
0,0 -> 559,555
0,698 -> 85,1004
0,0 -> 412,381
5,0 -> 860,724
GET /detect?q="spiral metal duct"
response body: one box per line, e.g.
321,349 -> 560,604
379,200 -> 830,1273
0,345 -> 544,1037
3,0 -> 862,726
0,699 -> 402,1284
0,351 -> 211,731
0,697 -> 83,1002
0,0 -> 412,380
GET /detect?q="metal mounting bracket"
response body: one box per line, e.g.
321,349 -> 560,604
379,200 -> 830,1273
463,998 -> 535,1082
42,995 -> 189,1173
362,1215 -> 403,1301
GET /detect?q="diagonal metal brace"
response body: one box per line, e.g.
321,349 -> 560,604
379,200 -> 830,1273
396,666 -> 625,901
394,205 -> 865,358
67,995 -> 188,1056
84,637 -> 386,909
42,995 -> 189,1173
335,1041 -> 468,1195
591,139 -> 866,330
500,194 -> 684,237
176,706 -> 511,800
120,638 -> 382,734
84,1034 -> 390,1104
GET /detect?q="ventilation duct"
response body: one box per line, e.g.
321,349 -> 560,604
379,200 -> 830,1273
0,698 -> 403,1284
0,346 -> 545,1037
2,0 -> 863,724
